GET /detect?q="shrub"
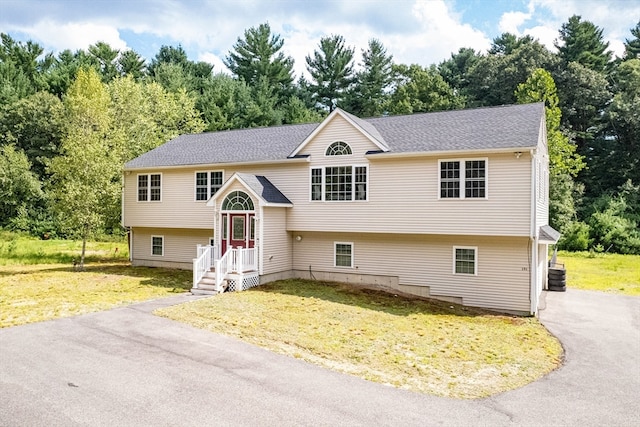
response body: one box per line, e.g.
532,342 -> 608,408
558,221 -> 591,251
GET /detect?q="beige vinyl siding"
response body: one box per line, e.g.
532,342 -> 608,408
124,169 -> 217,229
301,114 -> 383,158
260,207 -> 292,275
124,114 -> 536,237
285,153 -> 531,236
292,232 -> 531,313
132,227 -> 212,268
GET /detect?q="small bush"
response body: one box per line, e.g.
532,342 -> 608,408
558,221 -> 591,251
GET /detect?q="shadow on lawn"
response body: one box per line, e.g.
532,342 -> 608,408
0,262 -> 192,292
249,278 -> 498,319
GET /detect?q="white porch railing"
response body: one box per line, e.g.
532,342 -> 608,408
215,246 -> 258,292
192,245 -> 218,290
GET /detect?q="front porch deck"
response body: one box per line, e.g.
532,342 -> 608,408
192,245 -> 259,295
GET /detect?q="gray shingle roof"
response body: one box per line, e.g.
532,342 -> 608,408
539,225 -> 561,243
236,173 -> 292,205
125,103 -> 544,169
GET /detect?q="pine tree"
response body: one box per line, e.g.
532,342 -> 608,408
224,23 -> 294,105
555,15 -> 612,72
305,35 -> 355,112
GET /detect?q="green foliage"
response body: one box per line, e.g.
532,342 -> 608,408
0,144 -> 43,225
387,64 -> 464,114
624,21 -> 640,60
438,47 -> 480,101
305,35 -> 355,111
467,36 -> 558,106
558,221 -> 591,251
587,182 -> 640,254
555,15 -> 612,72
515,68 -> 585,177
345,39 -> 394,117
225,23 -> 294,106
0,91 -> 65,179
48,68 -> 117,266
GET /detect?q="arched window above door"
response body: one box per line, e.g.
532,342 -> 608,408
222,191 -> 254,211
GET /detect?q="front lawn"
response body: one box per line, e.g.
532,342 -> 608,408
0,232 -> 192,327
156,279 -> 563,399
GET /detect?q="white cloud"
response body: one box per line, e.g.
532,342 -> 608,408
198,52 -> 229,75
14,20 -> 128,53
499,11 -> 532,35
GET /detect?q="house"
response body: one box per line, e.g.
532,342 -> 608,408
122,102 -> 559,315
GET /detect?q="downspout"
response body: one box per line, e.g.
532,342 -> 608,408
121,171 -> 133,262
529,149 -> 538,315
258,205 -> 264,276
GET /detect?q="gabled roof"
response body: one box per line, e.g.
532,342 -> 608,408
125,102 -> 545,170
288,108 -> 388,157
206,173 -> 292,207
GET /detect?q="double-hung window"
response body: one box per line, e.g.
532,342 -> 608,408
138,173 -> 162,202
151,236 -> 164,256
310,166 -> 368,201
195,171 -> 223,201
335,242 -> 353,268
439,159 -> 487,199
454,246 -> 477,275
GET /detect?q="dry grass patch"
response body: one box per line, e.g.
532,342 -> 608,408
156,279 -> 562,399
0,262 -> 192,327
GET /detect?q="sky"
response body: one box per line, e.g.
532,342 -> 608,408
1,0 -> 638,79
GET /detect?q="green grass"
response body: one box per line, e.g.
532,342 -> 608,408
556,251 -> 640,295
156,279 -> 563,399
0,231 -> 192,327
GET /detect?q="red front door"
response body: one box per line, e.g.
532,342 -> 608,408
221,213 -> 255,254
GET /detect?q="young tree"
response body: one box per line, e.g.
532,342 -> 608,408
555,15 -> 612,72
225,23 -> 294,105
345,39 -> 394,117
48,68 -> 117,269
515,68 -> 585,232
305,35 -> 355,112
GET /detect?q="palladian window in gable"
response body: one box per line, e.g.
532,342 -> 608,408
326,141 -> 352,156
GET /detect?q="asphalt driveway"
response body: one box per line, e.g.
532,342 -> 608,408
1,289 -> 638,426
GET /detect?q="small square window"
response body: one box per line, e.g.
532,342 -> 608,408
335,243 -> 353,268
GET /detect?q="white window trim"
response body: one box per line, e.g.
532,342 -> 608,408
437,158 -> 488,200
309,165 -> 369,202
453,246 -> 478,275
194,170 -> 224,202
324,141 -> 353,157
137,173 -> 163,202
151,235 -> 164,257
334,242 -> 354,268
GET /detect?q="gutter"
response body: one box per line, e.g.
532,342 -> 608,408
365,146 -> 538,160
124,157 -> 310,172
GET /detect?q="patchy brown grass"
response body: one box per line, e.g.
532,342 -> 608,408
156,279 -> 562,399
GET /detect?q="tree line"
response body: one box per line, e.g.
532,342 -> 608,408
1,16 -> 639,255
